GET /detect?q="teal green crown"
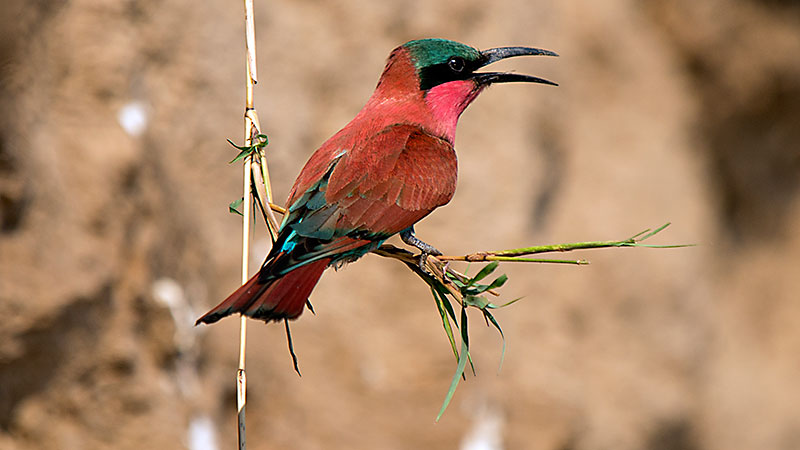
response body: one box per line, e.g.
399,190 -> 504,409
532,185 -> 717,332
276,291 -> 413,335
402,38 -> 481,70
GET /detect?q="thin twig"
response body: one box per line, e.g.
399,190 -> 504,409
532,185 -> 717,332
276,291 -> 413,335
257,156 -> 281,240
246,121 -> 280,241
268,202 -> 286,215
372,223 -> 686,303
436,223 -> 688,261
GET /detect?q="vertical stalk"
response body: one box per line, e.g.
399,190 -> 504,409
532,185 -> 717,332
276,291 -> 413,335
238,1 -> 258,449
237,161 -> 250,450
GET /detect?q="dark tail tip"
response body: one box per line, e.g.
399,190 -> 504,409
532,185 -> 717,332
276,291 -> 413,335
195,310 -> 227,326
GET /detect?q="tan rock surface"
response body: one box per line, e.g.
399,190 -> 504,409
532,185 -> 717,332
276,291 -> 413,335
1,0 -> 798,449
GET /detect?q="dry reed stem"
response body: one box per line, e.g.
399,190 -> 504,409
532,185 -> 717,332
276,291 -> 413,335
237,0 -> 259,448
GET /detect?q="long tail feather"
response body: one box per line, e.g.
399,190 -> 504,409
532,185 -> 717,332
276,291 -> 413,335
196,258 -> 329,325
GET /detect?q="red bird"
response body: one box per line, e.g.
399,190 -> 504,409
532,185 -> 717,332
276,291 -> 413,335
197,38 -> 556,325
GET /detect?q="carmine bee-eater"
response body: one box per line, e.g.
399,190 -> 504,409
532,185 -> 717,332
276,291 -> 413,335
196,38 -> 556,325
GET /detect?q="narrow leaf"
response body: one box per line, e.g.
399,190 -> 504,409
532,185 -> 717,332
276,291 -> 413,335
486,274 -> 508,290
229,197 -> 244,216
464,295 -> 490,309
483,310 -> 507,372
468,261 -> 499,286
436,285 -> 459,325
485,296 -> 525,309
226,138 -> 253,151
432,287 -> 460,363
436,338 -> 469,422
639,222 -> 670,241
627,227 -> 653,241
229,147 -> 254,164
460,305 -> 476,377
254,134 -> 270,146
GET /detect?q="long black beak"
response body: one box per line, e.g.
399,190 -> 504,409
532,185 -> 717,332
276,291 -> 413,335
473,46 -> 558,86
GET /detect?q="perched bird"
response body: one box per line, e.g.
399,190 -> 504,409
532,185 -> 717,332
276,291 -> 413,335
196,38 -> 556,325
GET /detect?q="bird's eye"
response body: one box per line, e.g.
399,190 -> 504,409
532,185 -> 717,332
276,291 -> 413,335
447,57 -> 466,73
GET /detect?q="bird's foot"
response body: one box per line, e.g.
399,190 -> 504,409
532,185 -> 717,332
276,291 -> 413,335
400,228 -> 442,272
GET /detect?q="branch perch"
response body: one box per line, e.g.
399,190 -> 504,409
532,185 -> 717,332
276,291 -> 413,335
238,177 -> 690,421
372,223 -> 689,420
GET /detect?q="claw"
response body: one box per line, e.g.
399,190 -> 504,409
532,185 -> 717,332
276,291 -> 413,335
418,251 -> 431,272
400,226 -> 441,274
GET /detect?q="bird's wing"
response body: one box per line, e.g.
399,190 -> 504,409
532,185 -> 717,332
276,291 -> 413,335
288,123 -> 458,240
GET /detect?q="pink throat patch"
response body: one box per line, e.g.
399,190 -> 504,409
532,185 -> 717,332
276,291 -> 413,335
424,80 -> 484,142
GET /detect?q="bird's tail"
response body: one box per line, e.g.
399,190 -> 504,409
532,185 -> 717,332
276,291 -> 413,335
195,258 -> 329,325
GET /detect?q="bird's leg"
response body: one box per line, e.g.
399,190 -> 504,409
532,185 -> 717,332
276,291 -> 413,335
400,226 -> 441,255
400,226 -> 441,270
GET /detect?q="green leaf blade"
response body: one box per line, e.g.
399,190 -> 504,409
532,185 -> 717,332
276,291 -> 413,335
436,338 -> 470,422
229,197 -> 244,216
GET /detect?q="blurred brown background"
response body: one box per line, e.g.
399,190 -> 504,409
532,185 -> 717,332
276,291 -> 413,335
1,0 -> 799,449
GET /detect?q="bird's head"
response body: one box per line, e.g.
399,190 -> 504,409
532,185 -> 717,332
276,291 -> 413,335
372,38 -> 557,141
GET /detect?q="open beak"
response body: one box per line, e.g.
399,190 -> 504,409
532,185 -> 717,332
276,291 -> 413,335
473,46 -> 558,86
